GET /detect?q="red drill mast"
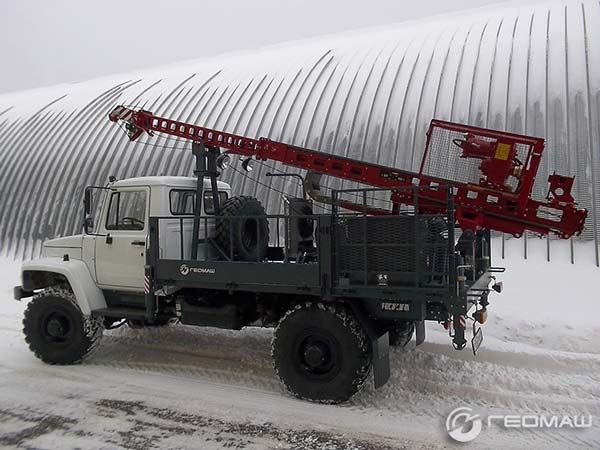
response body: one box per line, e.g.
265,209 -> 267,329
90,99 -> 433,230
108,105 -> 586,239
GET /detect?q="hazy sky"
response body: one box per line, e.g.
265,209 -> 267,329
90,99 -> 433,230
0,0 -> 506,94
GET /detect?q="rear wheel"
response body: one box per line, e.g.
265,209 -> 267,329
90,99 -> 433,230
272,303 -> 371,403
22,287 -> 103,364
387,321 -> 414,347
215,196 -> 269,261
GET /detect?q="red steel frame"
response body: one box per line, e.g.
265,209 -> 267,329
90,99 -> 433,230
108,106 -> 587,239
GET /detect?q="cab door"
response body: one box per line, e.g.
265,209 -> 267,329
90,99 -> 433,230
95,188 -> 148,290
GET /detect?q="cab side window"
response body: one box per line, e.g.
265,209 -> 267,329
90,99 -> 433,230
170,190 -> 228,215
203,191 -> 228,214
106,190 -> 147,231
170,190 -> 195,215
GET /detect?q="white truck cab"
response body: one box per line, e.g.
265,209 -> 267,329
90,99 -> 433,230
19,176 -> 231,301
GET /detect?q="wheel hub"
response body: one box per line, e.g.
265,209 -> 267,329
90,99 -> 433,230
44,314 -> 70,340
47,318 -> 66,338
303,343 -> 327,369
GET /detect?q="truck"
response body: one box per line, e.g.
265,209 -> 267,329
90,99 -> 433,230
13,106 -> 587,403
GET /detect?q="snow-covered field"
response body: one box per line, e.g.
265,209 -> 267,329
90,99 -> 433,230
1,238 -> 599,449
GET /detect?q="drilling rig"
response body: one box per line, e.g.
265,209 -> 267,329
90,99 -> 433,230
13,105 -> 587,404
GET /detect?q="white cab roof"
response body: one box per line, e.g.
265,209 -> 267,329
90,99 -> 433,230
111,176 -> 230,190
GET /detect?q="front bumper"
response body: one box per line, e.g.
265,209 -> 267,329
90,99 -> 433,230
13,285 -> 34,301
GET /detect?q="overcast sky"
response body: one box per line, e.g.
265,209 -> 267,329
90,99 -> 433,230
0,0 -> 506,94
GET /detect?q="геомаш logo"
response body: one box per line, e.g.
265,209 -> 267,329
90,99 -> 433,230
179,264 -> 189,276
445,406 -> 592,443
446,407 -> 483,442
179,264 -> 215,276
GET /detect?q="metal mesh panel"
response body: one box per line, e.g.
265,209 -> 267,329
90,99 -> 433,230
334,214 -> 449,287
421,127 -> 531,192
421,128 -> 481,184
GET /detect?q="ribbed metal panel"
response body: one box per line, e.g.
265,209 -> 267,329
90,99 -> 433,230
0,0 -> 599,262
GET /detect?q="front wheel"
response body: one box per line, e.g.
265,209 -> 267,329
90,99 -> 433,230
272,303 -> 371,403
22,287 -> 104,364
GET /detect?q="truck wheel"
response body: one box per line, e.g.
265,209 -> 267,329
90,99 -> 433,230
272,303 -> 371,403
387,321 -> 414,347
216,196 -> 269,261
22,287 -> 103,365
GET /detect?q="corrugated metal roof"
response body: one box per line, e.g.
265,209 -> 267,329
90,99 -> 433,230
0,0 -> 598,261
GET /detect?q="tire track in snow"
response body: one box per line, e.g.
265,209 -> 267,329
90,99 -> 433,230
2,317 -> 599,448
92,326 -> 600,417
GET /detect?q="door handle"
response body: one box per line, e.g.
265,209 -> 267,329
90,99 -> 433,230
131,240 -> 145,246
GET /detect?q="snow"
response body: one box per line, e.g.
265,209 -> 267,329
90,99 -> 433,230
1,240 -> 599,449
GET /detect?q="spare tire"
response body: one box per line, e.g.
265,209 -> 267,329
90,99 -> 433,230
216,196 -> 269,261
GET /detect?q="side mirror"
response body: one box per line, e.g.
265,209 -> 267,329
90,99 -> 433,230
84,188 -> 93,215
83,188 -> 93,234
84,216 -> 94,234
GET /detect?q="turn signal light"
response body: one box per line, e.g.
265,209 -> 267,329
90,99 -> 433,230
473,309 -> 488,324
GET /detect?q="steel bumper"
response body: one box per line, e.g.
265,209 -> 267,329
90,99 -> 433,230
13,285 -> 33,301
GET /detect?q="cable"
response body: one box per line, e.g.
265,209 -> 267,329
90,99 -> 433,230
252,158 -> 394,207
229,165 -> 287,196
114,123 -> 392,211
136,124 -> 393,207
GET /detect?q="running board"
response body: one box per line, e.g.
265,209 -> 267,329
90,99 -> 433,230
92,307 -> 147,320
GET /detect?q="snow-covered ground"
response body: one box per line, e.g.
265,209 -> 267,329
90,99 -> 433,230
1,238 -> 599,449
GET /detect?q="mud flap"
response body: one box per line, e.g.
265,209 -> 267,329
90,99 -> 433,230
415,320 -> 425,346
348,304 -> 390,389
372,331 -> 391,389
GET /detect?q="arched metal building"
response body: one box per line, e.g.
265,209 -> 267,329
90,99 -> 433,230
0,0 -> 599,263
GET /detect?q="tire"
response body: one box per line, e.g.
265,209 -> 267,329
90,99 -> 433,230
215,196 -> 269,261
272,303 -> 371,403
387,321 -> 415,347
22,287 -> 104,365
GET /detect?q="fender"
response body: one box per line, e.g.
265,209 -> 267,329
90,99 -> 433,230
20,258 -> 106,315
